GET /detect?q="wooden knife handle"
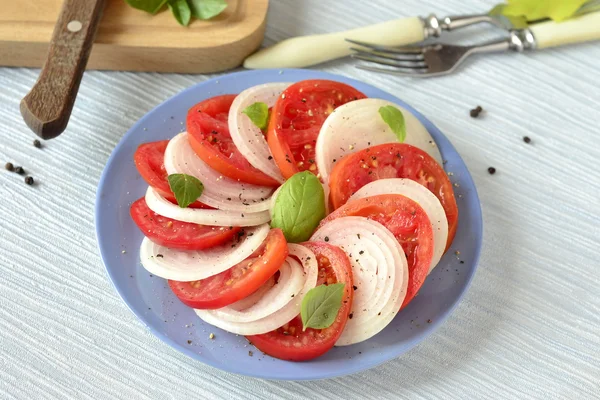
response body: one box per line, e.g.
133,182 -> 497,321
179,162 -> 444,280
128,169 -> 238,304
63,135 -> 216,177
20,0 -> 106,139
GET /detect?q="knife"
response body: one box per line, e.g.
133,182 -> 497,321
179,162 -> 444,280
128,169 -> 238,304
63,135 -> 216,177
20,0 -> 106,139
244,2 -> 599,69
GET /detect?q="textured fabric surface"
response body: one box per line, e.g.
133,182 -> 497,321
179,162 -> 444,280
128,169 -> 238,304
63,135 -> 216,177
1,0 -> 599,398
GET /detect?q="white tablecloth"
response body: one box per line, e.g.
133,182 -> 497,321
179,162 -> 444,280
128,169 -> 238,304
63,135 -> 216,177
1,0 -> 599,398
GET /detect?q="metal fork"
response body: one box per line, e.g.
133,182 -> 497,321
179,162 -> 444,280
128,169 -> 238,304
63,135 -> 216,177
347,30 -> 536,78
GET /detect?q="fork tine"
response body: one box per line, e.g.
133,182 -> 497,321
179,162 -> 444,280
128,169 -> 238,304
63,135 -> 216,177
345,38 -> 424,54
350,49 -> 425,63
356,65 -> 430,77
351,53 -> 428,70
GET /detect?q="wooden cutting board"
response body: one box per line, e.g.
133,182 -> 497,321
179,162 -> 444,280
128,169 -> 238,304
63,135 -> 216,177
0,0 -> 268,73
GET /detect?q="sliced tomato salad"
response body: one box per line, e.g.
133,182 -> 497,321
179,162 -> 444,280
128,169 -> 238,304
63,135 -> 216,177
247,242 -> 353,361
320,194 -> 433,308
329,143 -> 459,249
130,197 -> 240,250
169,229 -> 288,309
266,80 -> 366,179
187,95 -> 279,187
131,78 -> 466,362
133,140 -> 208,209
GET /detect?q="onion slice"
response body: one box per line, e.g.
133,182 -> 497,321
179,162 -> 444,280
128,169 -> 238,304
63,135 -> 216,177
229,83 -> 291,183
311,216 -> 408,346
139,224 -> 270,281
207,258 -> 305,323
145,187 -> 270,227
349,178 -> 448,273
316,98 -> 443,185
164,132 -> 273,212
195,243 -> 318,335
228,276 -> 275,311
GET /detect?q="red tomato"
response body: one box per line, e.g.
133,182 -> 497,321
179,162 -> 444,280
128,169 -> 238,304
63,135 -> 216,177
169,229 -> 288,309
247,242 -> 353,361
130,198 -> 239,250
320,194 -> 433,308
329,143 -> 459,250
266,80 -> 366,179
133,140 -> 208,209
187,95 -> 279,187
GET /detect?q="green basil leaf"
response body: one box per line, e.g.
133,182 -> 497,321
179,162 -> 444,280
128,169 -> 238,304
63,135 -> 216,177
270,171 -> 326,243
189,0 -> 228,20
168,0 -> 192,26
242,102 -> 270,130
379,105 -> 406,143
124,0 -> 168,14
167,174 -> 204,208
301,283 -> 345,331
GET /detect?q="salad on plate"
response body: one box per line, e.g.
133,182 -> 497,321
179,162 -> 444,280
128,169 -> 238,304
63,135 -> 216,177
130,79 -> 458,361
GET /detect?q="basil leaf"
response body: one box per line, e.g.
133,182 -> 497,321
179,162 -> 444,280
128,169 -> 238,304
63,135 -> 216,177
168,0 -> 192,26
167,174 -> 204,208
270,171 -> 326,243
379,105 -> 406,143
124,0 -> 168,14
242,102 -> 270,130
189,0 -> 228,20
301,283 -> 345,331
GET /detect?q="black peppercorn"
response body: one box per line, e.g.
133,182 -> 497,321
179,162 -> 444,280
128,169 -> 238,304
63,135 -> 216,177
15,166 -> 25,175
33,139 -> 41,148
25,176 -> 34,185
5,162 -> 14,171
469,106 -> 483,118
523,136 -> 531,144
488,167 -> 496,175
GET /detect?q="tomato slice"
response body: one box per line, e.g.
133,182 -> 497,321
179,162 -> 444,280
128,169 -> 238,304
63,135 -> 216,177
329,143 -> 459,250
187,95 -> 279,187
320,194 -> 433,308
247,242 -> 353,361
169,229 -> 288,309
130,198 -> 238,251
133,140 -> 208,209
266,80 -> 366,179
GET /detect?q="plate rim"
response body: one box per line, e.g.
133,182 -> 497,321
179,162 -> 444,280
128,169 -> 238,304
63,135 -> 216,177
95,68 -> 483,381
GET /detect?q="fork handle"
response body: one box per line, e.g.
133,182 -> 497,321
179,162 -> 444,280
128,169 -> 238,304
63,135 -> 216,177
530,12 -> 600,49
244,17 -> 425,69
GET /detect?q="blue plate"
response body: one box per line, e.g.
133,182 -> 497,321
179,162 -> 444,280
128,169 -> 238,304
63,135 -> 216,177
96,69 -> 482,380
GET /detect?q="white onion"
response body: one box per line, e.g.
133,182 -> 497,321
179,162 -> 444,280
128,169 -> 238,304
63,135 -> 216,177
228,276 -> 275,311
311,216 -> 408,346
145,187 -> 270,227
229,83 -> 291,183
207,258 -> 305,323
139,224 -> 270,281
315,98 -> 443,185
195,243 -> 318,335
349,178 -> 448,273
164,132 -> 273,212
